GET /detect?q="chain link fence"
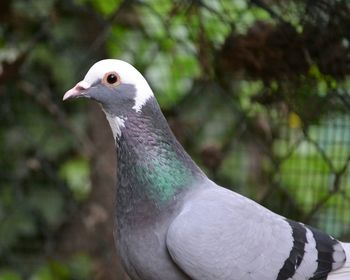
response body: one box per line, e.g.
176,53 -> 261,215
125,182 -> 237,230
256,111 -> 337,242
210,89 -> 350,239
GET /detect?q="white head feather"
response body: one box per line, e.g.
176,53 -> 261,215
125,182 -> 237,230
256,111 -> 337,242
83,59 -> 154,112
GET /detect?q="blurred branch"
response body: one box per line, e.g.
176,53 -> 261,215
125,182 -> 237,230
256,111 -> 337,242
195,0 -> 233,25
0,20 -> 49,83
85,1 -> 129,57
303,190 -> 334,223
303,160 -> 347,223
18,81 -> 95,158
334,90 -> 350,112
303,143 -> 350,223
302,128 -> 336,173
249,0 -> 287,23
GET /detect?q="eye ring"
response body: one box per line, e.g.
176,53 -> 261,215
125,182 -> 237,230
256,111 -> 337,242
102,71 -> 121,86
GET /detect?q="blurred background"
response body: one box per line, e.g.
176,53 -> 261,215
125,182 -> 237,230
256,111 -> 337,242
1,0 -> 350,279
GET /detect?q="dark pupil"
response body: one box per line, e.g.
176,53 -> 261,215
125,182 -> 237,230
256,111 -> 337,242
107,74 -> 117,84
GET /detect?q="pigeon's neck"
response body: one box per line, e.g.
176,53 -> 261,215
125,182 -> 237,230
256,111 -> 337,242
112,98 -> 204,213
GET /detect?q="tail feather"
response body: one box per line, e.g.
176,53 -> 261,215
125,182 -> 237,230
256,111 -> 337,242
327,242 -> 350,280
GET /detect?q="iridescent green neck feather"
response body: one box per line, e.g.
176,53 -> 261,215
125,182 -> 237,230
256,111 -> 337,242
115,98 -> 204,211
135,146 -> 196,202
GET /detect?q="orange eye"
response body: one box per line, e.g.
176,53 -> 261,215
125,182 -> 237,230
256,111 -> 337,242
103,71 -> 120,86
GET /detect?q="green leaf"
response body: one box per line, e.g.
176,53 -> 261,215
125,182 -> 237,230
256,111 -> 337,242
146,51 -> 199,109
68,254 -> 92,280
0,270 -> 22,280
59,158 -> 91,200
29,266 -> 54,280
29,261 -> 69,280
91,0 -> 122,16
47,262 -> 69,280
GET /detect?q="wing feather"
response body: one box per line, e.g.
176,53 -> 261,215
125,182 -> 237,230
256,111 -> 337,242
167,186 -> 292,280
166,186 -> 345,280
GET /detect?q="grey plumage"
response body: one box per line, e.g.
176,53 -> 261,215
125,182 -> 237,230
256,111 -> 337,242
64,59 -> 350,280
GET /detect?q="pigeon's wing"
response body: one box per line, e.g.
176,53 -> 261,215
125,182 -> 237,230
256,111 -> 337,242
166,186 -> 346,280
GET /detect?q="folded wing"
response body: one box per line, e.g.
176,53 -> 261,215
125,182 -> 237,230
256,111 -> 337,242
166,186 -> 346,280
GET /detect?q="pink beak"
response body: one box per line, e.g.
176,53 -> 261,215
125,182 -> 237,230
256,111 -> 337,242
63,81 -> 91,101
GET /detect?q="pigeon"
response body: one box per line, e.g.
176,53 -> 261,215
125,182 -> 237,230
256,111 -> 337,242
63,59 -> 350,280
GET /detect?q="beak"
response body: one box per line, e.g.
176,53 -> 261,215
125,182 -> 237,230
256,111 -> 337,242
63,81 -> 91,101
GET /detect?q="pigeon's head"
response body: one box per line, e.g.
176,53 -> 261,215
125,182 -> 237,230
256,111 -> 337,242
63,59 -> 154,115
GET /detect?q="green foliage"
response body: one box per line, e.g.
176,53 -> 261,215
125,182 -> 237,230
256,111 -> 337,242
12,0 -> 55,19
59,158 -> 91,201
1,0 -> 350,278
28,254 -> 92,280
66,254 -> 92,280
77,0 -> 122,16
29,262 -> 69,280
146,52 -> 200,108
0,270 -> 22,280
